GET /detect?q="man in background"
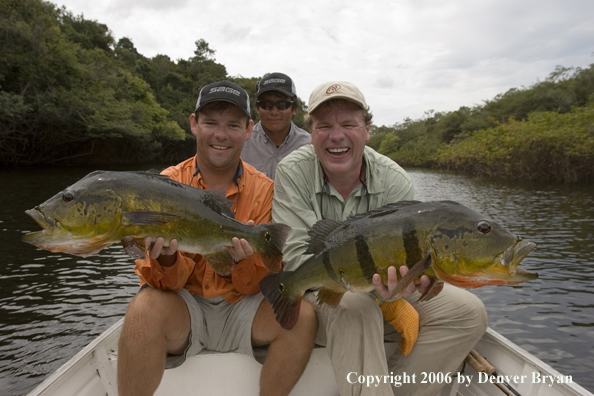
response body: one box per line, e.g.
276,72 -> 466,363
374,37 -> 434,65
241,72 -> 310,180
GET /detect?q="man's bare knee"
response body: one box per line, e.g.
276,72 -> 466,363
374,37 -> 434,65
122,287 -> 189,347
295,300 -> 318,335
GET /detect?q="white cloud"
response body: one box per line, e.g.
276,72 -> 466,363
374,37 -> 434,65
54,0 -> 594,125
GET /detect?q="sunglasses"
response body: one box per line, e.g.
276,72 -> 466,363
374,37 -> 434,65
256,99 -> 294,111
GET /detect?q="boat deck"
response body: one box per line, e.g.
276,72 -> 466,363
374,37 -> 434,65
28,318 -> 592,396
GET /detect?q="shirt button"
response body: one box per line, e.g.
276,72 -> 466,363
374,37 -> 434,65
205,285 -> 210,290
247,282 -> 251,286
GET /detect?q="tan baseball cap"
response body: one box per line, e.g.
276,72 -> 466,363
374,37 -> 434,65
308,81 -> 369,114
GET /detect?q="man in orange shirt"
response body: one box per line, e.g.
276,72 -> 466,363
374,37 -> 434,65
117,81 -> 317,396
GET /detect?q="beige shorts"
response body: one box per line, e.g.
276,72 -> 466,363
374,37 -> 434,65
166,289 -> 265,369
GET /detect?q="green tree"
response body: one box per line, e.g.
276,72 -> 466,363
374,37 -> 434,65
193,38 -> 216,61
59,10 -> 114,51
0,0 -> 185,165
114,37 -> 146,71
378,132 -> 400,157
438,105 -> 594,182
368,124 -> 394,151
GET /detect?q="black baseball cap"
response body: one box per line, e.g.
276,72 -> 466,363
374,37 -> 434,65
195,81 -> 251,119
256,72 -> 297,99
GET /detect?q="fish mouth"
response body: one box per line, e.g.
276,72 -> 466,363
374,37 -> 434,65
431,238 -> 538,289
25,207 -> 57,231
22,207 -> 106,257
501,240 -> 538,280
23,208 -> 61,243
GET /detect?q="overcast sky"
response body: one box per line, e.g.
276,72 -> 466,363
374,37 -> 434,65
53,0 -> 593,126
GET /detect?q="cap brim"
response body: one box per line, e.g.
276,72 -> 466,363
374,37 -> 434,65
308,95 -> 368,114
257,87 -> 297,99
196,98 -> 251,119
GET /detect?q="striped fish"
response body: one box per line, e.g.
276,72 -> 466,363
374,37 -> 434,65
259,200 -> 538,330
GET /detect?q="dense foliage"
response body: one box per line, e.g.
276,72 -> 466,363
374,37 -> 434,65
368,65 -> 594,183
439,105 -> 594,182
2,1 -> 592,183
0,0 -> 187,164
0,0 -> 307,165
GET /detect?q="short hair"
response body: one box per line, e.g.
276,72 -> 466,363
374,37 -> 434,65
195,101 -> 251,128
305,99 -> 373,129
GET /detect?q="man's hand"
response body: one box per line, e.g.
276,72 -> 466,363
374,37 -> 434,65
146,237 -> 179,267
225,220 -> 255,263
372,265 -> 431,301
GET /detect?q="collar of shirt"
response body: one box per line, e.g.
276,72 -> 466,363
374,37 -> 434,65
314,147 -> 386,199
191,157 -> 245,199
253,121 -> 297,147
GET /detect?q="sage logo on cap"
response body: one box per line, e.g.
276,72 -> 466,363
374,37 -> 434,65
209,86 -> 241,96
256,72 -> 297,99
195,80 -> 251,119
263,78 -> 286,85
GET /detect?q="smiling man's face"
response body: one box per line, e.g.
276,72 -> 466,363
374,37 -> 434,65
256,91 -> 297,137
310,99 -> 370,182
190,102 -> 252,174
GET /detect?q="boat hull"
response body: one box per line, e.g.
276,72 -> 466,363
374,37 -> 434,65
27,318 -> 592,396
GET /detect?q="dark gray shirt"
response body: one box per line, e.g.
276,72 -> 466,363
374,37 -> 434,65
241,121 -> 310,180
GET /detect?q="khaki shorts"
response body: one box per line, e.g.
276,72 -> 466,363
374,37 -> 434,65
165,289 -> 265,369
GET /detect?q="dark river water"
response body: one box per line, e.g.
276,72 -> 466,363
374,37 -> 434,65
1,166 -> 593,395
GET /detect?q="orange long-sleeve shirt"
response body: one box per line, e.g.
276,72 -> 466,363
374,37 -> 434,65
134,156 -> 275,303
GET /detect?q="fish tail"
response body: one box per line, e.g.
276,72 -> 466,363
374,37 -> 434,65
259,271 -> 301,330
254,223 -> 291,273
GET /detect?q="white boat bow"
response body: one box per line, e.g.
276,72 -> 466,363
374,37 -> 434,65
28,318 -> 592,396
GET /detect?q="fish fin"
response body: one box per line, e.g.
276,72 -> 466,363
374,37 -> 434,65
419,280 -> 444,302
203,251 -> 233,276
304,219 -> 342,255
389,251 -> 433,300
200,190 -> 235,218
380,299 -> 419,356
129,169 -> 163,176
131,171 -> 234,217
316,287 -> 345,307
123,211 -> 179,226
259,272 -> 301,330
345,201 -> 423,222
126,173 -> 235,218
382,200 -> 423,209
121,236 -> 148,259
254,223 -> 292,273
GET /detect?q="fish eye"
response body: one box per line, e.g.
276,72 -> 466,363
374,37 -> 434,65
477,221 -> 491,234
62,192 -> 75,203
264,232 -> 271,241
278,283 -> 284,292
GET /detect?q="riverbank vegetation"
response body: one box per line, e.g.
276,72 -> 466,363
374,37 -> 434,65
1,0 -> 593,182
0,0 -> 305,165
368,65 -> 594,183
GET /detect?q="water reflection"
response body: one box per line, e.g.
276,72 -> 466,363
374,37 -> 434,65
0,166 -> 593,395
0,166 -> 149,395
410,169 -> 594,391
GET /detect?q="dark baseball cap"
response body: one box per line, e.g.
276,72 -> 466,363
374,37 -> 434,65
195,81 -> 251,119
256,72 -> 297,99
